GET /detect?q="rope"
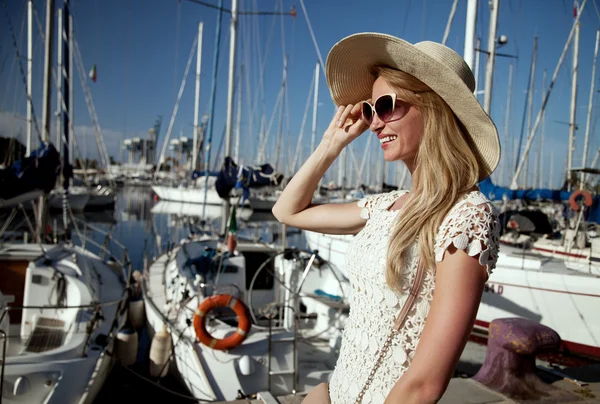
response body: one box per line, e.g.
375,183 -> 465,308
1,0 -> 43,143
119,365 -> 216,402
298,0 -> 325,77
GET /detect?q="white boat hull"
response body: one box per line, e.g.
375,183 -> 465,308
48,190 -> 90,212
305,231 -> 600,358
152,185 -> 223,205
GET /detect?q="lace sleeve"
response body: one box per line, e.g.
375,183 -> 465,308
434,201 -> 500,277
357,193 -> 384,220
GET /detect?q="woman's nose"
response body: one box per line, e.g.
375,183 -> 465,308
370,113 -> 385,133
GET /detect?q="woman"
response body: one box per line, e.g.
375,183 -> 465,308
272,33 -> 501,404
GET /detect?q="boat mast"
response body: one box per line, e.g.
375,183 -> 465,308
192,22 -> 204,172
510,0 -> 586,189
464,0 -> 477,71
61,0 -> 71,232
221,0 -> 238,234
56,9 -> 63,149
26,0 -> 33,156
580,30 -> 600,186
483,0 -> 499,114
567,1 -> 580,191
35,0 -> 54,243
68,11 -> 74,185
310,61 -> 319,154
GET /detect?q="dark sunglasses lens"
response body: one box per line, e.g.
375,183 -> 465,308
375,95 -> 395,122
362,102 -> 373,123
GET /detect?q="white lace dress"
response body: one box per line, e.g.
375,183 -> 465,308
327,190 -> 500,404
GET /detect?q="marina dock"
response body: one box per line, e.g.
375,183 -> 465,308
211,340 -> 600,403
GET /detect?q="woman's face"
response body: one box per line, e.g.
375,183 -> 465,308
369,76 -> 424,171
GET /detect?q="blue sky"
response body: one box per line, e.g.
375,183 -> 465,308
2,0 -> 600,189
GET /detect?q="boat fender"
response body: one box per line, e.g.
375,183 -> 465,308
237,355 -> 255,376
569,189 -> 593,212
116,326 -> 138,366
193,294 -> 252,351
149,324 -> 172,378
128,296 -> 145,330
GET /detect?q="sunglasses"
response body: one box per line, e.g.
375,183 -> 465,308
361,93 -> 410,125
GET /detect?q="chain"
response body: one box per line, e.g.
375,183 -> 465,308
355,328 -> 399,403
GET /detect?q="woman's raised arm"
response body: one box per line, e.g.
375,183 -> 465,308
272,103 -> 369,235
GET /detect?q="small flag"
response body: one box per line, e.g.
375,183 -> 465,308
574,0 -> 579,18
89,64 -> 97,82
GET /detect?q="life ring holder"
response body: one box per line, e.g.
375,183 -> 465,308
193,294 -> 252,350
569,189 -> 593,212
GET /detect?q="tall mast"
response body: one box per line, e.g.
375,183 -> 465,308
310,61 -> 320,154
68,11 -> 74,182
35,0 -> 55,243
523,36 -> 537,188
220,0 -> 238,234
61,0 -> 71,200
581,30 -> 600,186
56,9 -> 63,149
234,64 -> 243,164
483,0 -> 499,114
464,0 -> 478,71
192,22 -> 204,171
41,0 -> 54,144
26,0 -> 33,156
567,1 -> 580,191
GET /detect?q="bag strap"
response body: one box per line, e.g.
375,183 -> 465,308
393,260 -> 426,330
355,261 -> 427,404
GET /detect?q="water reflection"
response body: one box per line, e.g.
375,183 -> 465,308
1,187 -> 303,272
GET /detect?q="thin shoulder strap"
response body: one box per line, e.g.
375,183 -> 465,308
392,261 -> 426,330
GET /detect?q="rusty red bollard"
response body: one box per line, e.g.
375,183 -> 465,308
472,318 -> 579,401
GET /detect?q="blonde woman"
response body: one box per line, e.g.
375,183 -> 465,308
272,33 -> 501,404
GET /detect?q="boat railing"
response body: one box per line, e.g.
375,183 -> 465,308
71,217 -> 133,285
0,297 -> 126,402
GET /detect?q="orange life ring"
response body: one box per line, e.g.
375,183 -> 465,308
569,189 -> 593,212
193,294 -> 251,350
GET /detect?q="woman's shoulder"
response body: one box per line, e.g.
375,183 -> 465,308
435,189 -> 501,275
356,189 -> 408,219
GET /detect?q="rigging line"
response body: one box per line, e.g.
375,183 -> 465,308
2,0 -> 43,143
1,2 -> 24,114
442,0 -> 459,45
155,32 -> 199,177
400,0 -> 412,38
593,0 -> 600,22
250,0 -> 279,134
173,0 -> 182,103
120,365 -> 215,403
184,0 -> 295,15
290,71 -> 315,176
298,0 -> 325,78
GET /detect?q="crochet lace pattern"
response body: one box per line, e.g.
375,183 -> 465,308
328,190 -> 500,404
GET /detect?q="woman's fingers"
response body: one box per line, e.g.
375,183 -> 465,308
337,104 -> 354,128
328,106 -> 345,130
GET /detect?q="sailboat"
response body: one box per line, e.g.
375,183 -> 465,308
1,2 -> 130,403
143,4 -> 348,400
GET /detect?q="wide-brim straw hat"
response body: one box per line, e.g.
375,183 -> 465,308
325,32 -> 500,182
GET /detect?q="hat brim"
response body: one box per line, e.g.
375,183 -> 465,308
325,33 -> 500,182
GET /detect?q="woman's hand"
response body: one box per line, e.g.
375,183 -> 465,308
321,103 -> 369,154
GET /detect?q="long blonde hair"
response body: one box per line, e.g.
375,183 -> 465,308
372,66 -> 481,294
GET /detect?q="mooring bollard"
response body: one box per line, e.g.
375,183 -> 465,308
472,317 -> 579,401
